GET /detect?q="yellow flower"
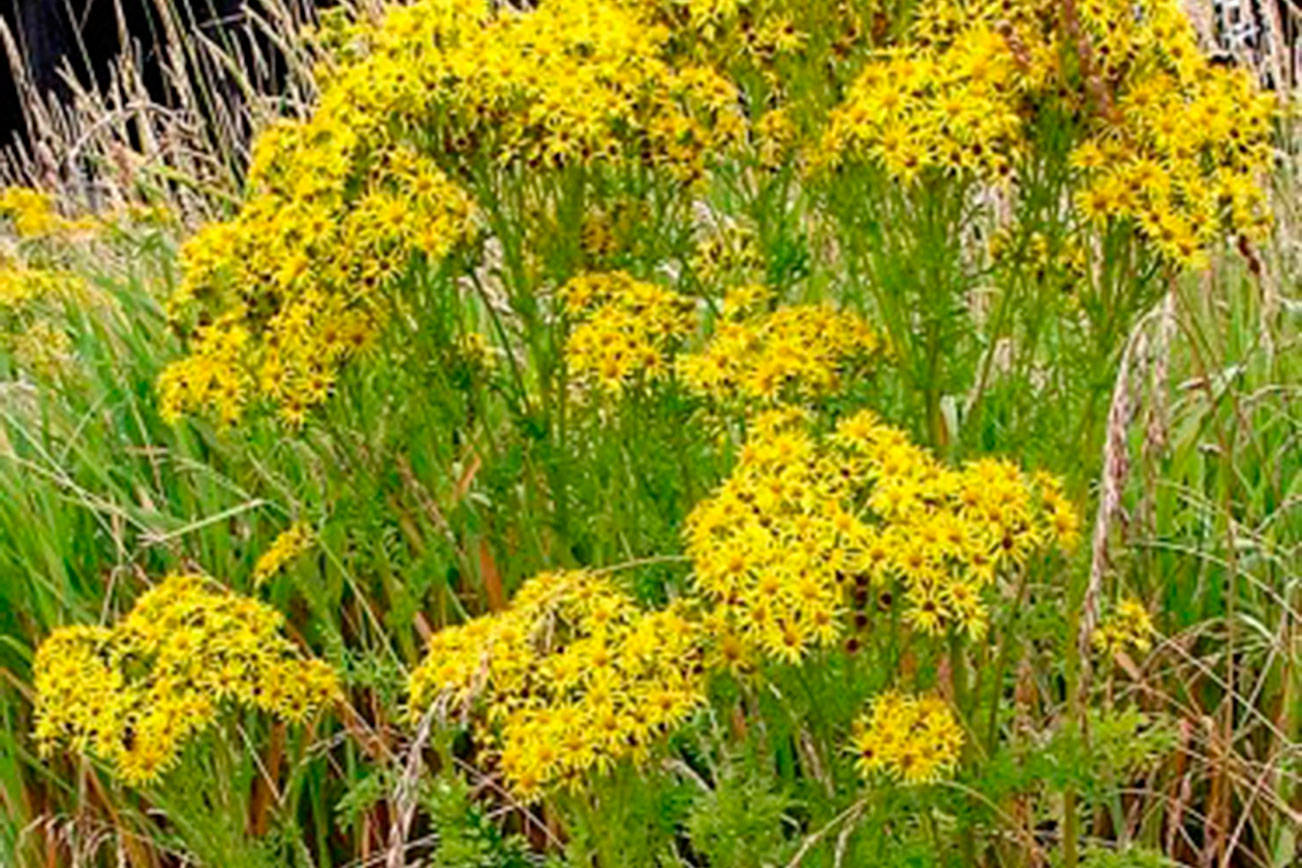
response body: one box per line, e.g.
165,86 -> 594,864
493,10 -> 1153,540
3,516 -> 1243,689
0,187 -> 79,238
32,573 -> 339,786
562,271 -> 696,397
1092,597 -> 1156,658
686,408 -> 1074,659
850,690 -> 964,784
818,0 -> 1273,270
253,521 -> 314,586
679,302 -> 880,406
409,570 -> 707,800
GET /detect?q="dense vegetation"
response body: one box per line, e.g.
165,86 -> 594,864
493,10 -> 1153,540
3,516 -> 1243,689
0,1 -> 1297,866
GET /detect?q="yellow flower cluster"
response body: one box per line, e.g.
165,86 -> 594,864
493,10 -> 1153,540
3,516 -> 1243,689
1070,1 -> 1275,266
0,193 -> 148,383
157,318 -> 256,426
621,0 -> 866,175
323,0 -> 746,176
253,521 -> 314,586
0,260 -> 81,311
850,690 -> 964,784
0,187 -> 95,239
163,143 -> 476,426
562,272 -> 697,396
690,223 -> 764,287
1092,598 -> 1155,658
837,412 -> 1078,639
752,107 -> 799,171
678,302 -> 879,405
32,574 -> 339,786
820,0 -> 1273,267
164,0 -> 774,424
820,3 -> 1053,182
9,321 -> 73,378
408,570 -> 706,801
0,254 -> 86,382
686,408 -> 1076,661
685,410 -> 852,663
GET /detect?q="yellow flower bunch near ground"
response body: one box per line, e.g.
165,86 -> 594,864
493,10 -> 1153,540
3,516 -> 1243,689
408,569 -> 706,801
678,299 -> 880,405
32,574 -> 339,786
1092,597 -> 1156,658
562,271 -> 698,396
850,689 -> 964,784
686,408 -> 1077,662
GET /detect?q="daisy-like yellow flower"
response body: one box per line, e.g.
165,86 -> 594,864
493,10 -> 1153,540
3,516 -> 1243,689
1092,597 -> 1156,658
817,0 -> 1273,269
678,302 -> 880,406
32,573 -> 339,786
0,187 -> 92,238
686,408 -> 1074,659
408,569 -> 707,801
561,271 -> 696,397
850,689 -> 964,784
160,0 -> 769,425
253,521 -> 314,586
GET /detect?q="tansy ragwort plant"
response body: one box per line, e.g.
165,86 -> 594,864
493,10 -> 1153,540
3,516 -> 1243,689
32,574 -> 338,786
685,407 -> 1078,663
0,192 -> 100,382
145,0 -> 1279,422
1090,596 -> 1156,659
404,407 -> 1076,805
408,569 -> 707,800
158,0 -> 759,427
818,0 -> 1274,264
8,0 -> 1290,864
560,271 -> 698,397
678,288 -> 883,407
560,271 -> 884,405
159,145 -> 477,426
0,188 -> 176,382
252,520 -> 315,586
814,0 -> 1276,460
850,689 -> 965,785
